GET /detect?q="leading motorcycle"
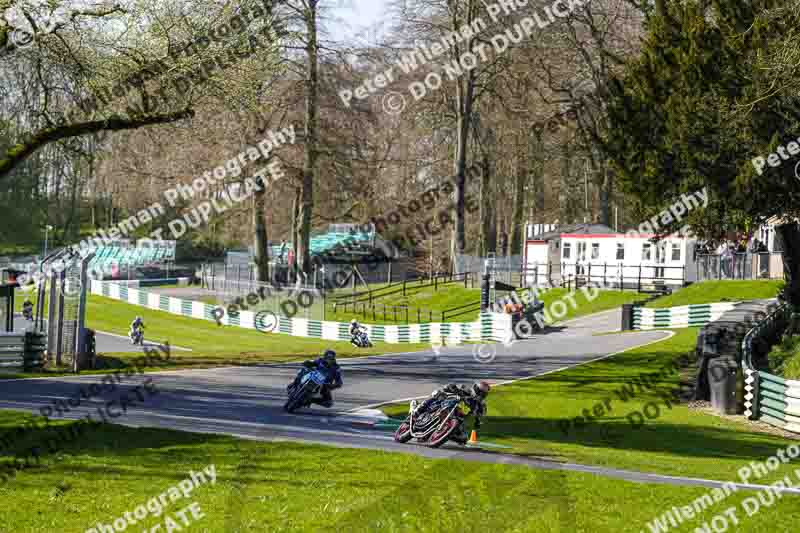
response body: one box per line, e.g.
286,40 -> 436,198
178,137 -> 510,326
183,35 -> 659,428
393,394 -> 469,448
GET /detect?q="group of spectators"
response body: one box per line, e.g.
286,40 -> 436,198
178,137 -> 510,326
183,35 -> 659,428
694,235 -> 770,279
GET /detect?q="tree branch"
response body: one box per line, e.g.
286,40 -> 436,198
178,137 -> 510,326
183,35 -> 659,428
0,108 -> 195,179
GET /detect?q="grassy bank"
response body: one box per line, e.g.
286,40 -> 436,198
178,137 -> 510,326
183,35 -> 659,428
533,287 -> 647,324
0,410 -> 798,532
8,291 -> 429,374
646,280 -> 783,308
384,328 -> 799,482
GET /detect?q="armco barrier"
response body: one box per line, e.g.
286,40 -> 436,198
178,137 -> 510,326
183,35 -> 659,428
89,280 -> 512,344
742,302 -> 800,433
633,303 -> 737,330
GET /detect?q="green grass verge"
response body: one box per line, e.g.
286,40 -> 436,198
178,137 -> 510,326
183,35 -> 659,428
384,328 -> 799,483
1,410 -> 798,532
8,290 -> 429,374
327,280 -> 481,324
533,288 -> 647,325
332,285 -> 648,326
646,280 -> 784,308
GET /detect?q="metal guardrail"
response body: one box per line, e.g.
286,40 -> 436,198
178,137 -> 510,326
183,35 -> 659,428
741,302 -> 798,432
0,332 -> 46,370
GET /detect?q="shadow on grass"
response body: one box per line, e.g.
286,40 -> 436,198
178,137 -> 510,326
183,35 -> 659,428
481,414 -> 792,464
0,414 -> 237,486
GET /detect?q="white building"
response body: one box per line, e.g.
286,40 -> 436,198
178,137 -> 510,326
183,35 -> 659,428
523,223 -> 698,289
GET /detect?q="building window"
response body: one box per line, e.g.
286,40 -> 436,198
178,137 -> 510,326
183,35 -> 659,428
563,242 -> 571,259
642,243 -> 652,261
591,243 -> 600,259
616,243 -> 625,261
671,243 -> 681,261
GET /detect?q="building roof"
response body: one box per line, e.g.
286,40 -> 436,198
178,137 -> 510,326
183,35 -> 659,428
532,223 -> 616,240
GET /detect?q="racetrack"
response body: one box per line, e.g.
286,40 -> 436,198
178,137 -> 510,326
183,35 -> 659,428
5,309 -> 795,493
4,309 -> 746,490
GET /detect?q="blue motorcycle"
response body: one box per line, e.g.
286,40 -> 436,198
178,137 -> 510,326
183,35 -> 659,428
284,368 -> 330,413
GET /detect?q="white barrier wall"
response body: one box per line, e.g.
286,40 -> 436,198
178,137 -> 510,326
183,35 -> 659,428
90,280 -> 511,344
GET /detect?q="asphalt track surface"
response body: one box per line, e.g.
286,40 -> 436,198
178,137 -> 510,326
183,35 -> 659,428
1,309 -> 795,493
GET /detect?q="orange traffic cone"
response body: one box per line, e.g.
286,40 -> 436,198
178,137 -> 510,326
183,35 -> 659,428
468,430 -> 478,444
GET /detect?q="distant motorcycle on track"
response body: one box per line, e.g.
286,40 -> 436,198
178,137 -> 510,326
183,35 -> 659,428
129,327 -> 144,346
350,327 -> 372,348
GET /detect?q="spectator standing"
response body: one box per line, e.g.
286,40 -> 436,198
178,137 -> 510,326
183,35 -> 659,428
278,239 -> 287,263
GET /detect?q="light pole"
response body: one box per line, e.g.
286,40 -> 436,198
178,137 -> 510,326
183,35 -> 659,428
43,225 -> 53,259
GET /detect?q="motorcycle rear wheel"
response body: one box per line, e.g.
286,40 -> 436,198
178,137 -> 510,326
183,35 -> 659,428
427,418 -> 460,448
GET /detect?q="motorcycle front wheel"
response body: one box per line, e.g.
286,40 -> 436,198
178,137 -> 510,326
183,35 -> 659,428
393,419 -> 413,443
427,417 -> 461,448
284,382 -> 312,413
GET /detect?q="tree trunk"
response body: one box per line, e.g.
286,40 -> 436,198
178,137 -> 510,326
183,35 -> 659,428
297,0 -> 319,283
449,0 -> 477,269
510,150 -> 527,255
253,175 -> 269,283
479,155 -> 496,256
498,221 -> 508,257
598,159 -> 611,226
291,186 -> 301,282
776,223 -> 800,309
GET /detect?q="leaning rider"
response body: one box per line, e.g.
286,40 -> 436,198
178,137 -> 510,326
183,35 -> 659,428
289,349 -> 343,408
22,297 -> 33,317
130,316 -> 145,337
414,381 -> 491,444
349,318 -> 362,338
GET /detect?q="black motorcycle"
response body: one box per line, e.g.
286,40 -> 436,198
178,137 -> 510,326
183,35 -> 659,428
129,327 -> 144,346
394,394 -> 469,448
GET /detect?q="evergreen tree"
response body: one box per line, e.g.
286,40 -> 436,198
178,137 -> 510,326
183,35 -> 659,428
604,0 -> 800,304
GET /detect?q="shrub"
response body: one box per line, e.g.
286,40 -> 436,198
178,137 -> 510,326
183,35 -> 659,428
767,334 -> 800,379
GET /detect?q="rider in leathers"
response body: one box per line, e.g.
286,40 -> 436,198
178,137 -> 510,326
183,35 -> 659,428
414,381 -> 491,444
